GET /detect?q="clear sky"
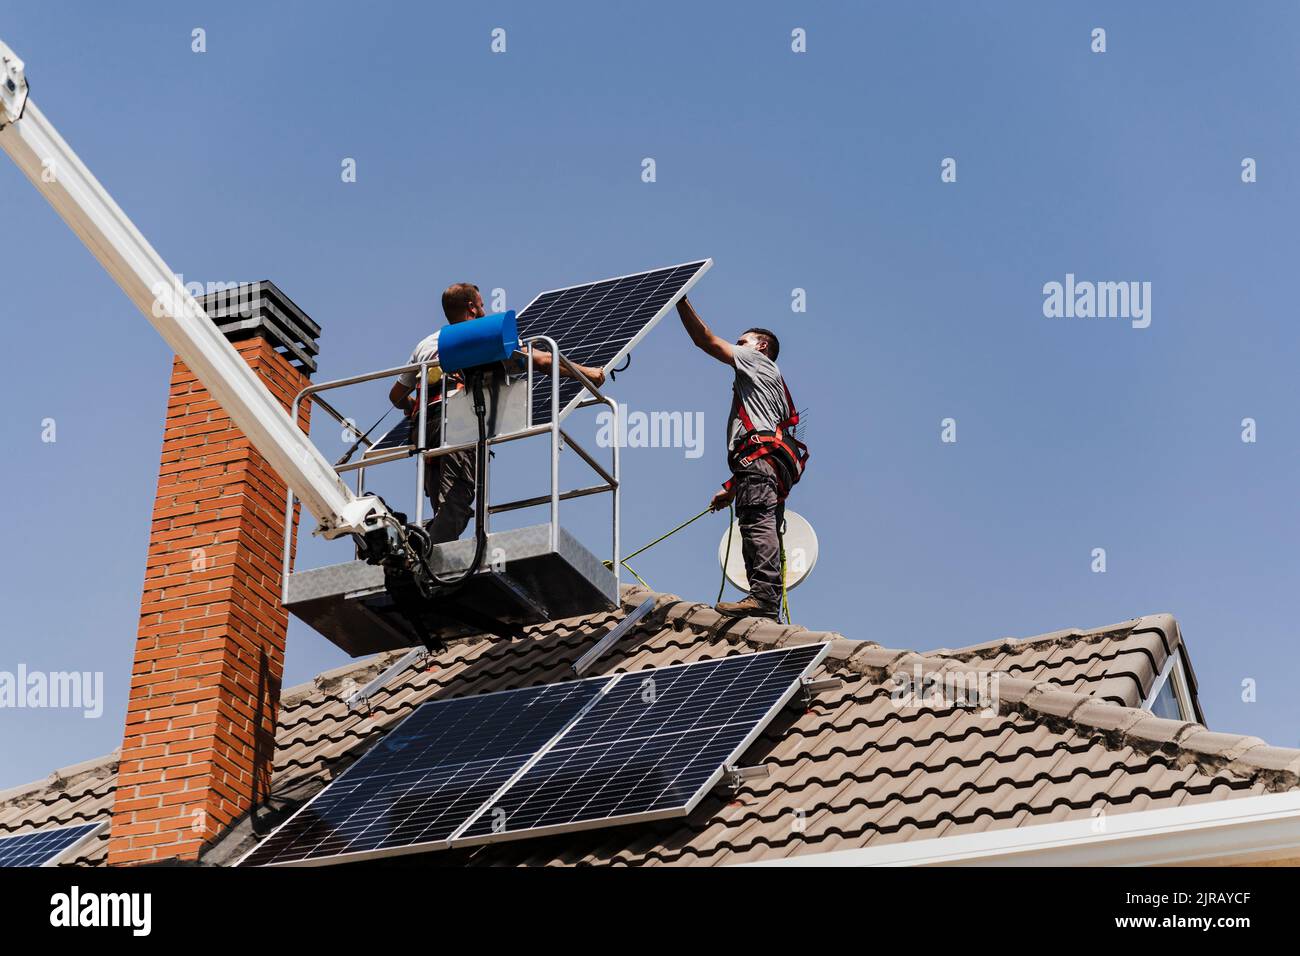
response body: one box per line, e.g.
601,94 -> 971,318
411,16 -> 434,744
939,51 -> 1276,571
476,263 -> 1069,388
2,1 -> 1298,787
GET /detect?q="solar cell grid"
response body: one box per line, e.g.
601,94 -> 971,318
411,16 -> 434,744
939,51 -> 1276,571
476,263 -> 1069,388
457,645 -> 824,841
0,822 -> 101,867
362,261 -> 710,459
238,678 -> 608,866
239,643 -> 826,866
366,416 -> 414,455
515,260 -> 711,424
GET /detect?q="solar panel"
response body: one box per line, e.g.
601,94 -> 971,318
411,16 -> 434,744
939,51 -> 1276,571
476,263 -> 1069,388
239,643 -> 826,866
455,643 -> 827,845
363,261 -> 710,461
237,678 -> 608,867
515,259 -> 712,425
0,822 -> 104,867
365,416 -> 415,456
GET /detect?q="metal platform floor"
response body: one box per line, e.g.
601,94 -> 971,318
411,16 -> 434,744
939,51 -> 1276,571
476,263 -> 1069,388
284,524 -> 618,656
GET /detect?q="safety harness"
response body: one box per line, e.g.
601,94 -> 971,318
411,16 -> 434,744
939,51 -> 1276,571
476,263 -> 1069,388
724,377 -> 809,500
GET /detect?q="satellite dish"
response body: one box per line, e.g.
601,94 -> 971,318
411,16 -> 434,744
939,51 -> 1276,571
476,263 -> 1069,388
718,509 -> 819,593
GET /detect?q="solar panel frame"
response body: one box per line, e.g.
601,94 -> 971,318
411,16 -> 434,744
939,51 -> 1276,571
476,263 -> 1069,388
0,821 -> 106,867
514,258 -> 713,426
236,678 -> 612,867
452,643 -> 828,847
365,415 -> 415,456
239,644 -> 827,866
361,260 -> 711,459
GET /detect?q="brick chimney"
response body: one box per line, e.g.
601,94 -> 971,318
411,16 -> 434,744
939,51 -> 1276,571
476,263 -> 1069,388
108,282 -> 321,865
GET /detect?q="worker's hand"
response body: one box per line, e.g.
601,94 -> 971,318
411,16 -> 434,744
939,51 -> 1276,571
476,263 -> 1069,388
710,487 -> 735,512
404,394 -> 419,418
584,366 -> 606,388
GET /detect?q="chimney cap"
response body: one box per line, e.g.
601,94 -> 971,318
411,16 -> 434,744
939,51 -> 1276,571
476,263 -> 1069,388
196,280 -> 321,374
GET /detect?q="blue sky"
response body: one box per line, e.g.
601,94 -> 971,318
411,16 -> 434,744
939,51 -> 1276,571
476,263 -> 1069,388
2,1 -> 1298,786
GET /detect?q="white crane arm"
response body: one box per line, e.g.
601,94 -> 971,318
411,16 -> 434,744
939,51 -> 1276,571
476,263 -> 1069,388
0,40 -> 388,540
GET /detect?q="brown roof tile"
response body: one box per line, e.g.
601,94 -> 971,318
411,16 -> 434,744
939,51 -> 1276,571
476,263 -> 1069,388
3,587 -> 1295,866
927,614 -> 1180,708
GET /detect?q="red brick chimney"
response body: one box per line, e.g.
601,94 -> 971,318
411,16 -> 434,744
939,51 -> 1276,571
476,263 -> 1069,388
108,282 -> 321,865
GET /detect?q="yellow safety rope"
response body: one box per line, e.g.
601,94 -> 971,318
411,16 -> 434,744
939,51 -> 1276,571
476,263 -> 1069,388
608,504 -> 793,625
619,560 -> 652,589
605,507 -> 714,590
779,526 -> 792,624
717,503 -> 734,604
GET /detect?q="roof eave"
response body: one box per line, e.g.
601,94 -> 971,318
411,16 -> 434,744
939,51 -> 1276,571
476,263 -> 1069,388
746,790 -> 1300,867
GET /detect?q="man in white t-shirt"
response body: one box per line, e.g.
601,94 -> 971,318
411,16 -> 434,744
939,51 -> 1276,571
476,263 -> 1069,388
389,282 -> 605,543
677,296 -> 804,620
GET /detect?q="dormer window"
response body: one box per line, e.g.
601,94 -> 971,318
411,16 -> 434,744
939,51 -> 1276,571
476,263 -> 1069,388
1143,649 -> 1195,722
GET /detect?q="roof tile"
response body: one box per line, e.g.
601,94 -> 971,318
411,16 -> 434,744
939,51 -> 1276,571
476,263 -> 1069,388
5,590 -> 1298,867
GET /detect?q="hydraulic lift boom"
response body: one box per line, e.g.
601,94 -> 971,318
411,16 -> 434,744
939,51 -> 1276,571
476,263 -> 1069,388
0,39 -> 390,543
2,40 -> 637,653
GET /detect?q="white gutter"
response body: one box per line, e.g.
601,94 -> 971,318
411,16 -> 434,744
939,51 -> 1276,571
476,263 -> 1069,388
747,790 -> 1300,867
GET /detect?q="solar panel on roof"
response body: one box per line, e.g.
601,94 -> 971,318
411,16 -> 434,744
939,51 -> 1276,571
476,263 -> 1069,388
515,259 -> 712,425
239,643 -> 826,866
237,678 -> 607,867
455,643 -> 826,844
0,822 -> 104,867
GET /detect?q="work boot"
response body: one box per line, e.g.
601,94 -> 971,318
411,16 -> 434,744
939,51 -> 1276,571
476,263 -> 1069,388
715,596 -> 780,621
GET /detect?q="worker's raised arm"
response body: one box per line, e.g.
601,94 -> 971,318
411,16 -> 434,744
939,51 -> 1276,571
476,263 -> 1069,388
677,297 -> 734,365
525,349 -> 606,389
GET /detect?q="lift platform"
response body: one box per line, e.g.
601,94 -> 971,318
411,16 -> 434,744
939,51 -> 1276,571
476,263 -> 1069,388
278,334 -> 623,656
284,524 -> 616,656
1,39 -> 707,660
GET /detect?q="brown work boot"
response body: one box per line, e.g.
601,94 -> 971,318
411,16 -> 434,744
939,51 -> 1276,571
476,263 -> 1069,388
715,596 -> 780,621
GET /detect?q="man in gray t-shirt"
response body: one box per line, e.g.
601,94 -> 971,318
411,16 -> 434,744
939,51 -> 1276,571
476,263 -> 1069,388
727,344 -> 792,454
677,296 -> 802,621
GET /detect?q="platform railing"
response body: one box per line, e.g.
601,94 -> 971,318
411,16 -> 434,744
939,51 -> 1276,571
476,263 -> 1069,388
280,337 -> 620,604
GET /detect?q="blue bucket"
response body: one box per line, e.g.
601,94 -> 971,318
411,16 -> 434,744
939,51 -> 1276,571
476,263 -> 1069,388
438,310 -> 519,373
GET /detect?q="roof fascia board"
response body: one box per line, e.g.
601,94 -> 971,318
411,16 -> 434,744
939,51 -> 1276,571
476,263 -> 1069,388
744,790 -> 1300,867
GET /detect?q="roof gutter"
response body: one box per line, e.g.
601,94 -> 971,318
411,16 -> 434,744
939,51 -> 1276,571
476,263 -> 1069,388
746,791 -> 1300,867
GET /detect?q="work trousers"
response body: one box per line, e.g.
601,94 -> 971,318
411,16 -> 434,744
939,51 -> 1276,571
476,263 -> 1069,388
421,414 -> 476,544
733,457 -> 785,614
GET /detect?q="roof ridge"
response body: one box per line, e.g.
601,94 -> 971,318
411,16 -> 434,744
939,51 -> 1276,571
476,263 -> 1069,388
279,596 -> 641,712
0,749 -> 120,809
279,648 -> 413,708
652,591 -> 860,657
926,612 -> 1181,660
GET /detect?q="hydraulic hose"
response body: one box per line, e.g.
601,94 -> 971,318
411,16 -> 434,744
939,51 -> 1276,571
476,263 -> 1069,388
427,369 -> 491,587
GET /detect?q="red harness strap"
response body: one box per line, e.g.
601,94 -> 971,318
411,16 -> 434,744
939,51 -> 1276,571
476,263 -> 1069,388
724,378 -> 809,500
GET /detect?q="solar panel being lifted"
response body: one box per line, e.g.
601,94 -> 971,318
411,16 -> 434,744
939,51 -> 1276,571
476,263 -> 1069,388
514,259 -> 711,425
365,415 -> 414,456
0,822 -> 104,867
239,643 -> 826,866
364,260 -> 711,456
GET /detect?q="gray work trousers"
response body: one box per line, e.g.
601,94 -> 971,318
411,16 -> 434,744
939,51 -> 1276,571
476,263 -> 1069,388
421,415 -> 476,544
733,457 -> 785,613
